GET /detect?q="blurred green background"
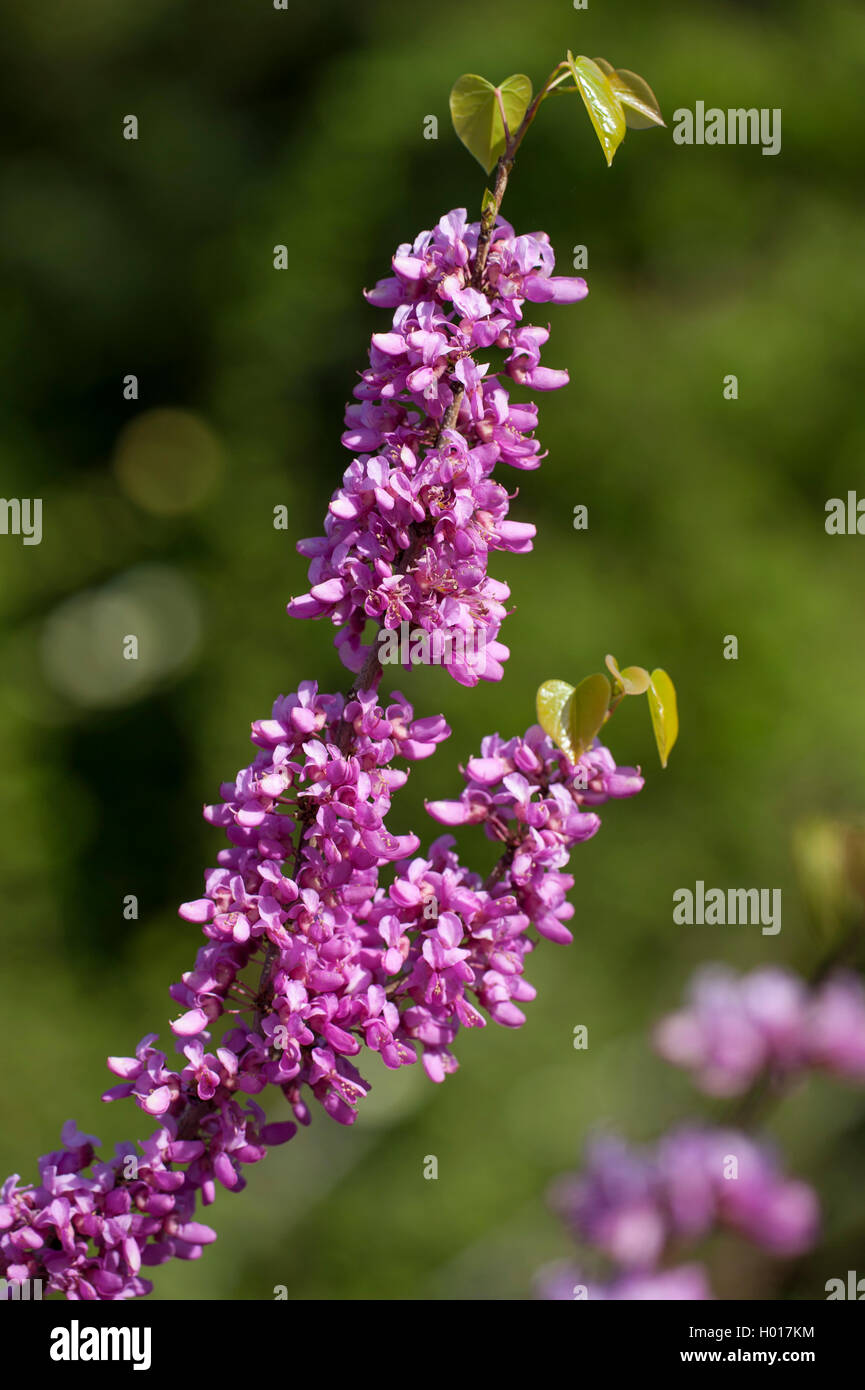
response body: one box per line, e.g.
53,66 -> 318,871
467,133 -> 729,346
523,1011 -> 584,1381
1,0 -> 864,1300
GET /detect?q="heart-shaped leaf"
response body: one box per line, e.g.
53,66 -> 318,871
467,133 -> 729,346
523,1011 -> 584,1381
450,73 -> 533,174
536,679 -> 576,761
605,654 -> 651,696
647,668 -> 679,768
569,673 -> 612,758
566,53 -> 626,167
594,59 -> 665,131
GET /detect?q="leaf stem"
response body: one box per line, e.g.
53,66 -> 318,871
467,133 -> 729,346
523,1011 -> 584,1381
506,61 -> 572,161
470,59 -> 574,289
471,154 -> 512,288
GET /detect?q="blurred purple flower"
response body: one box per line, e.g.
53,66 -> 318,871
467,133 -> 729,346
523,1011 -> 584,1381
654,964 -> 865,1094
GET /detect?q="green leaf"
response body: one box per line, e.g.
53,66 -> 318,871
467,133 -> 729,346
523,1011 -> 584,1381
605,654 -> 651,696
449,73 -> 533,174
536,679 -> 576,761
647,669 -> 679,768
594,59 -> 665,131
569,673 -> 612,757
566,53 -> 626,167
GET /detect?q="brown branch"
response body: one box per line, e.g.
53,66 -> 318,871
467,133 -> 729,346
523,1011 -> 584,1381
472,155 -> 512,289
484,846 -> 516,891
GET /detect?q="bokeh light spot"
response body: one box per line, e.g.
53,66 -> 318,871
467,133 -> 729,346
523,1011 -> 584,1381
40,564 -> 202,707
113,408 -> 223,516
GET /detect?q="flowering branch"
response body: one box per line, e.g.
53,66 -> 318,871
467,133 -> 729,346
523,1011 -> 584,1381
0,54 -> 669,1301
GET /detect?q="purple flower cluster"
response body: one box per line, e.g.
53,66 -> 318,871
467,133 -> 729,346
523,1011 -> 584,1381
0,206 -> 614,1301
0,1119 -> 257,1299
0,199 -> 649,1302
104,684 -> 448,1127
654,965 -> 865,1096
288,208 -> 587,685
425,730 -> 644,947
537,1126 -> 819,1301
369,730 -> 643,1079
0,683 -> 642,1298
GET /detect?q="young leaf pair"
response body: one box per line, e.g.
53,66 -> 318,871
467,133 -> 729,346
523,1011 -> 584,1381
536,657 -> 678,769
449,56 -> 664,175
566,55 -> 665,168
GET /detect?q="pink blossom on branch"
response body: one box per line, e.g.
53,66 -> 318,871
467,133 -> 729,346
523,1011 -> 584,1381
289,210 -> 586,685
0,205 -> 646,1300
0,687 -> 641,1298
